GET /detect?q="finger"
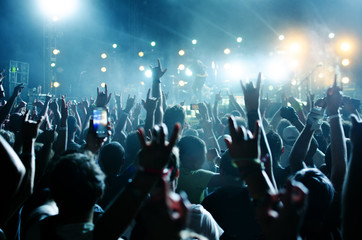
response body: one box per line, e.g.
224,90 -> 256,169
159,125 -> 166,145
224,138 -> 232,149
127,94 -> 130,100
246,129 -> 253,139
141,99 -> 146,107
157,59 -> 161,68
239,126 -> 247,141
97,87 -> 100,96
256,72 -> 262,91
108,93 -> 112,102
162,68 -> 168,73
147,88 -> 151,99
168,123 -> 180,150
137,127 -> 147,148
333,74 -> 337,88
105,84 -> 108,95
228,116 -> 238,140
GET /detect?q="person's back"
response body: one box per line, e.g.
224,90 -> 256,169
202,150 -> 263,240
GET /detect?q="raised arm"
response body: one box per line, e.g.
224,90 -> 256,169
142,89 -> 158,134
0,83 -> 24,125
241,73 -> 276,188
327,77 -> 347,193
288,106 -> 324,174
94,123 -> 180,240
151,59 -> 167,124
342,115 -> 362,239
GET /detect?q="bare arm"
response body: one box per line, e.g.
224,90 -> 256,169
151,59 -> 167,124
0,84 -> 24,125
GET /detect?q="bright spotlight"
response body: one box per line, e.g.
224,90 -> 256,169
185,68 -> 193,76
341,42 -> 351,52
224,48 -> 231,55
150,41 -> 156,47
50,62 -> 56,67
267,61 -> 288,80
100,82 -> 106,88
112,43 -> 117,48
291,79 -> 297,86
290,60 -> 299,69
341,58 -> 350,66
145,69 -> 152,78
140,81 -> 145,86
101,53 -> 107,59
279,35 -> 285,41
341,77 -> 350,84
53,49 -> 60,55
53,81 -> 60,88
101,67 -> 107,72
318,73 -> 324,79
138,51 -> 144,57
178,50 -> 185,56
178,80 -> 186,87
328,33 -> 335,39
192,39 -> 197,45
139,65 -> 145,71
39,0 -> 78,19
52,16 -> 59,22
268,85 -> 274,91
290,43 -> 301,53
224,63 -> 231,70
178,64 -> 185,71
237,37 -> 242,43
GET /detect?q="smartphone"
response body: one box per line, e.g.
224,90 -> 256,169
190,104 -> 199,110
93,107 -> 108,138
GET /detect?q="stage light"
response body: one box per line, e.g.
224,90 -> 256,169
192,39 -> 197,45
178,50 -> 185,56
101,53 -> 107,59
178,64 -> 185,71
53,81 -> 60,88
186,68 -> 193,76
290,43 -> 301,53
112,43 -> 117,48
341,77 -> 350,84
39,0 -> 78,19
150,41 -> 156,47
139,65 -> 145,71
53,49 -> 60,55
52,16 -> 59,22
229,64 -> 243,79
224,63 -> 231,70
318,73 -> 324,79
290,60 -> 299,69
140,81 -> 145,85
237,37 -> 242,43
50,62 -> 56,67
224,48 -> 231,55
100,82 -> 106,88
291,79 -> 297,86
138,51 -> 144,57
145,69 -> 152,78
101,67 -> 107,72
267,61 -> 288,80
178,80 -> 186,87
211,61 -> 215,69
329,33 -> 335,39
342,58 -> 350,66
268,85 -> 274,91
341,42 -> 351,52
279,35 -> 285,41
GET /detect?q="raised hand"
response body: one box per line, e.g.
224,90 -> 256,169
137,123 -> 180,171
240,73 -> 261,112
142,89 -> 158,113
198,102 -> 209,120
133,102 -> 142,117
12,83 -> 24,97
327,75 -> 342,115
150,59 -> 167,80
280,106 -> 299,123
22,110 -> 44,140
114,92 -> 122,106
85,119 -> 110,153
124,94 -> 136,113
59,96 -> 68,126
96,84 -> 112,107
225,116 -> 260,167
215,90 -> 222,103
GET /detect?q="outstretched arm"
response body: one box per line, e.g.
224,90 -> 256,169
0,84 -> 24,125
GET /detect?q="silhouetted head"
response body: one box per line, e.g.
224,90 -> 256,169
163,104 -> 185,136
99,142 -> 125,177
177,136 -> 206,170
